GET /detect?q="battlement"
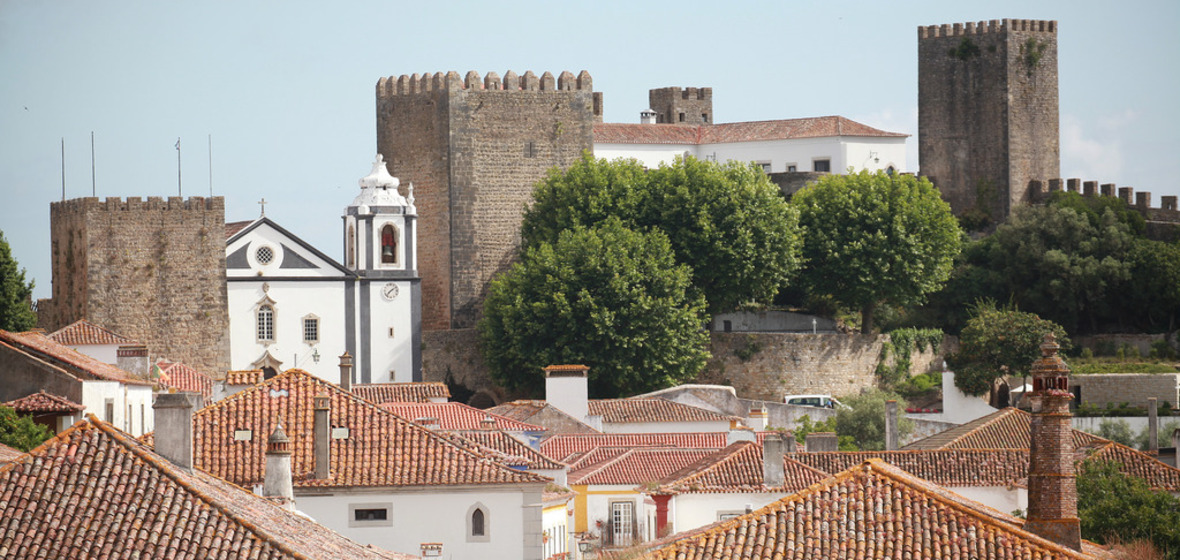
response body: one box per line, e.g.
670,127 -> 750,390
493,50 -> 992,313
650,86 -> 712,101
1028,178 -> 1180,236
918,19 -> 1057,39
51,196 -> 224,214
376,70 -> 593,97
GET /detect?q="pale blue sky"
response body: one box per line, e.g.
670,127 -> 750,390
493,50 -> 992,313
2,0 -> 1177,301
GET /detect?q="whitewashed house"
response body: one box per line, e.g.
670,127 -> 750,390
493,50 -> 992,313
226,155 -> 420,384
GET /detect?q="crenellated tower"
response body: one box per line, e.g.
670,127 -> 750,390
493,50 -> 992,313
918,19 -> 1059,223
648,87 -> 713,124
375,70 -> 600,330
1023,332 -> 1082,551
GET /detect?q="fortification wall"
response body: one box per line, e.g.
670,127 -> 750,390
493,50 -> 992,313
918,19 -> 1059,221
1028,178 -> 1180,241
376,70 -> 597,329
1070,373 -> 1180,409
648,86 -> 713,125
701,333 -> 884,402
45,196 -> 230,377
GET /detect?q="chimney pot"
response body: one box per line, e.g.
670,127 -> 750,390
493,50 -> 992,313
544,365 -> 590,423
338,352 -> 353,392
152,392 -> 201,470
263,422 -> 295,510
762,433 -> 785,488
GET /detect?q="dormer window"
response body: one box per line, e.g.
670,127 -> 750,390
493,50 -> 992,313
381,224 -> 397,264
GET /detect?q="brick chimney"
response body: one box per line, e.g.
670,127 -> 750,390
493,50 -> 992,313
1024,333 -> 1082,550
338,352 -> 353,392
264,422 -> 295,510
152,392 -> 201,470
313,395 -> 330,480
544,365 -> 590,423
763,433 -> 785,488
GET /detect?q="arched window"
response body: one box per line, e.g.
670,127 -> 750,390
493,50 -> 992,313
471,508 -> 485,536
381,224 -> 397,264
467,503 -> 490,542
347,224 -> 356,268
257,305 -> 274,342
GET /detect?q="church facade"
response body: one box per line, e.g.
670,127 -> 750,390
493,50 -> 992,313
225,156 -> 421,384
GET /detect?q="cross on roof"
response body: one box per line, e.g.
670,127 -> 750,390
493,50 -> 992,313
258,198 -> 266,217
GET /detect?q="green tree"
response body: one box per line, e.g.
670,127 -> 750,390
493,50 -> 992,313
479,218 -> 710,398
792,414 -> 858,451
834,389 -> 913,451
1077,459 -> 1180,558
791,170 -> 961,333
1095,418 -> 1136,447
0,231 -> 37,332
0,405 -> 52,452
522,154 -> 803,313
1126,238 -> 1180,334
950,301 -> 1070,397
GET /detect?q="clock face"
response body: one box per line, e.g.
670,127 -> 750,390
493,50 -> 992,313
382,283 -> 399,300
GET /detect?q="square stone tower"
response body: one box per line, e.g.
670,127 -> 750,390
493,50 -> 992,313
375,70 -> 598,330
648,87 -> 713,124
918,19 -> 1059,222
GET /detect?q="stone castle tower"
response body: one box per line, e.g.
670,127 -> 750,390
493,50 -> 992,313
375,70 -> 600,330
1024,332 -> 1082,550
40,197 -> 230,376
648,87 -> 713,124
918,19 -> 1059,221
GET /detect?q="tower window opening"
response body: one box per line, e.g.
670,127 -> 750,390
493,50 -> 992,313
381,225 -> 397,264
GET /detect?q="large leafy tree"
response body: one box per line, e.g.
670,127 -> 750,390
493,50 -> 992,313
479,218 -> 709,398
1127,238 -> 1180,334
834,389 -> 913,451
0,230 -> 37,332
1078,459 -> 1180,558
0,405 -> 52,452
950,301 -> 1069,397
522,154 -> 802,313
791,170 -> 961,333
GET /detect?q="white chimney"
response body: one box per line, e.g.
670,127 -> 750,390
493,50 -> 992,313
885,400 -> 899,451
727,426 -> 756,446
263,423 -> 295,510
747,407 -> 767,431
763,433 -> 785,488
152,392 -> 201,470
640,109 -> 657,124
545,365 -> 590,423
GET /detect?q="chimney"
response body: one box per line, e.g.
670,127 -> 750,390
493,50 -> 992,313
313,395 -> 330,479
152,392 -> 201,470
116,344 -> 149,377
763,433 -> 785,488
1148,397 -> 1159,452
885,400 -> 899,451
747,407 -> 767,431
480,416 -> 497,430
544,365 -> 590,423
640,109 -> 657,124
415,417 -> 440,430
727,426 -> 756,446
338,352 -> 353,392
263,422 -> 295,510
805,432 -> 838,452
1023,333 -> 1082,550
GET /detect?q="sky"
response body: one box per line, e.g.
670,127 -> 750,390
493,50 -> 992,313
2,0 -> 1177,301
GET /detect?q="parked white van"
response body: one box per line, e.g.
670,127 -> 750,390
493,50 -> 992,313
783,394 -> 844,409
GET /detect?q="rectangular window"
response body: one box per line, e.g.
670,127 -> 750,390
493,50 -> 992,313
257,306 -> 274,342
303,317 -> 319,344
678,112 -> 685,122
127,404 -> 132,431
525,141 -> 536,158
611,501 -> 635,547
757,162 -> 772,173
104,399 -> 114,423
349,503 -> 394,528
701,113 -> 709,123
355,509 -> 387,521
787,164 -> 798,172
813,159 -> 831,173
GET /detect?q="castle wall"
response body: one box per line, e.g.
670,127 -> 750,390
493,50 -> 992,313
648,87 -> 713,125
377,71 -> 597,330
46,197 -> 229,377
700,333 -> 884,402
918,20 -> 1059,221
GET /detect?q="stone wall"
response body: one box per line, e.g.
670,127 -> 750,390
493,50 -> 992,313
41,197 -> 229,377
1070,373 -> 1180,409
648,87 -> 713,125
1073,333 -> 1176,358
702,333 -> 884,402
766,171 -> 826,199
421,328 -> 506,405
376,71 -> 597,330
918,20 -> 1059,221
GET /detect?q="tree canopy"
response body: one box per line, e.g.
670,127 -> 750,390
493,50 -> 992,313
0,405 -> 52,452
834,389 -> 913,451
479,218 -> 710,398
522,154 -> 802,313
950,301 -> 1069,397
790,170 -> 961,333
1077,459 -> 1180,558
0,230 -> 36,332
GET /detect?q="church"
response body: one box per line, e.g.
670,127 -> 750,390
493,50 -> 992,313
225,155 -> 421,384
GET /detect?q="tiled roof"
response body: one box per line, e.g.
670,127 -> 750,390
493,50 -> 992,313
0,417 -> 414,559
444,429 -> 565,470
589,398 -> 737,424
636,459 -> 1096,560
225,219 -> 253,240
3,390 -> 85,414
488,400 -> 549,422
567,447 -> 718,486
47,319 -> 134,346
791,448 -> 1031,488
190,368 -> 548,489
542,433 -> 735,463
380,401 -> 546,431
1083,441 -> 1180,491
226,369 -> 264,385
486,400 -> 601,434
902,407 -> 1108,450
352,381 -> 451,404
156,360 -> 214,399
0,443 -> 22,465
0,330 -> 151,386
593,116 -> 908,146
655,442 -> 829,494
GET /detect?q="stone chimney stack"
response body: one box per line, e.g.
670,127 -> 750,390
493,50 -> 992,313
153,392 -> 201,470
1148,397 -> 1159,452
313,395 -> 330,480
885,400 -> 900,451
1024,333 -> 1082,551
544,365 -> 590,423
804,432 -> 838,452
264,422 -> 295,510
338,352 -> 353,392
117,344 -> 150,378
763,433 -> 785,488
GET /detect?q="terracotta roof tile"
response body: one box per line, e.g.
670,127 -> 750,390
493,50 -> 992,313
568,447 -> 718,485
656,442 -> 829,493
443,429 -> 564,470
792,448 -> 1031,488
593,116 -> 908,146
1083,441 -> 1180,491
156,360 -> 214,399
0,330 -> 151,386
3,390 -> 85,414
589,398 -> 737,424
47,319 -> 134,346
541,432 -> 780,464
487,400 -> 549,422
0,417 -> 414,559
225,369 -> 264,385
903,407 -> 1108,450
637,459 -> 1097,560
0,443 -> 22,465
189,369 -> 548,489
381,401 -> 546,431
352,381 -> 451,403
225,219 -> 253,240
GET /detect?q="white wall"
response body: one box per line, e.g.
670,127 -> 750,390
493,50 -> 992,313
602,420 -> 731,434
593,144 -> 692,169
542,500 -> 573,560
595,136 -> 907,175
671,492 -> 788,533
908,371 -> 998,425
951,486 -> 1027,517
363,279 -> 416,383
294,485 -> 542,560
67,343 -> 119,365
228,280 -> 348,383
80,381 -> 153,436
